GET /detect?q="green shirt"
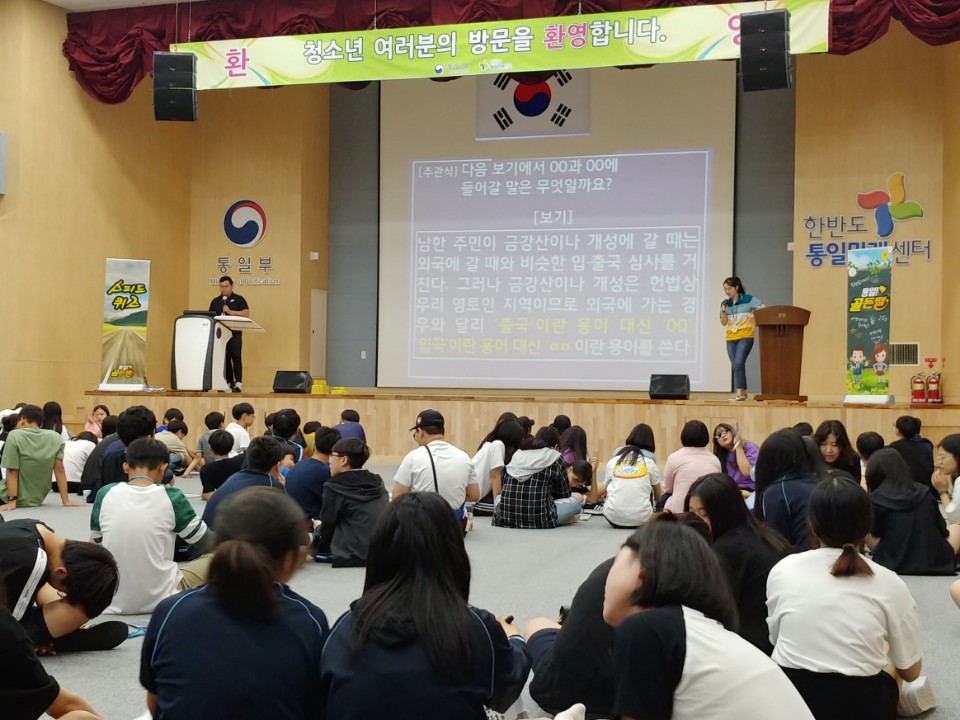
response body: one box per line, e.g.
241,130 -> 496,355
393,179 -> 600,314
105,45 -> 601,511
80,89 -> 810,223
0,428 -> 65,507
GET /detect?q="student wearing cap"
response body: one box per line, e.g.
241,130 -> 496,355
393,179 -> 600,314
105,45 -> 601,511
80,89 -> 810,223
393,410 -> 479,523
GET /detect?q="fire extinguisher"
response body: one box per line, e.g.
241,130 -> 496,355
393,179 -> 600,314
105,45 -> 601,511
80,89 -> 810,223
911,373 -> 927,404
927,372 -> 943,404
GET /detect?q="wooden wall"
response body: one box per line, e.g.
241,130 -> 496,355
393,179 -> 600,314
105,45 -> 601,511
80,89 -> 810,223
0,0 -> 192,419
793,25 -> 948,400
87,392 -> 960,463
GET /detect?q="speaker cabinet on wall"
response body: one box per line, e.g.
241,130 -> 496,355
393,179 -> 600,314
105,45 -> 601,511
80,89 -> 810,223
740,9 -> 792,92
273,370 -> 313,394
154,52 -> 197,121
649,374 -> 691,400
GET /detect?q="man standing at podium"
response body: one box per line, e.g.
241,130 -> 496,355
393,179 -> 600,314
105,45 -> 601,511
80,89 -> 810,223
210,276 -> 249,393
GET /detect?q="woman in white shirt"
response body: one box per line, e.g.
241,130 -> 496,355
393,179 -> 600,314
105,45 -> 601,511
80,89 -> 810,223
767,476 -> 932,719
932,433 -> 960,607
471,415 -> 524,515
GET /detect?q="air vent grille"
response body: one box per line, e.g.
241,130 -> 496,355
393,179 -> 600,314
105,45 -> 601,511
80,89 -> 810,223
889,343 -> 919,366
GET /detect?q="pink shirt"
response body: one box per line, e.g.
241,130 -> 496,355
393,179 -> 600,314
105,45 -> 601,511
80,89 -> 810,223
662,447 -> 722,514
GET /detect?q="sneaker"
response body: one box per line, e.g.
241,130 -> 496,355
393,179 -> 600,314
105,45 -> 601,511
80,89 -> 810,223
731,394 -> 747,402
898,676 -> 936,716
54,621 -> 128,652
232,382 -> 242,393
582,502 -> 605,515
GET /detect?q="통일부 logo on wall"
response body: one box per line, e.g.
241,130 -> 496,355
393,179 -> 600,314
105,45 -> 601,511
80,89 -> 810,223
223,199 -> 267,248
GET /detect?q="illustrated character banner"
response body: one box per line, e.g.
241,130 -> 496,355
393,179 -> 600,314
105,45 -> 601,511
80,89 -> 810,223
845,248 -> 891,401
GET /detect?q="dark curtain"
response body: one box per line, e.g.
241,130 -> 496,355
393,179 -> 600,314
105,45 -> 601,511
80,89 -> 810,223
62,0 -> 960,104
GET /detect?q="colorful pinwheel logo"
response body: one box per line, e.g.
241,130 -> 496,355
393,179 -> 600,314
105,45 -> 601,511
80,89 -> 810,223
856,172 -> 924,239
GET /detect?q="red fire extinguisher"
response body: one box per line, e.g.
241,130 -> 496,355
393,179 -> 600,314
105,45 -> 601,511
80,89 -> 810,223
911,373 -> 927,404
927,372 -> 943,404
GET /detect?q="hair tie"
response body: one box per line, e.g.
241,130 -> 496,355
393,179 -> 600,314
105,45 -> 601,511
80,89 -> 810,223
842,543 -> 858,551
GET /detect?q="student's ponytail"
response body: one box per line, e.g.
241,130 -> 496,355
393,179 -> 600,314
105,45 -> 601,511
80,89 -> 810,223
206,488 -> 308,620
209,539 -> 278,619
808,476 -> 875,578
830,542 -> 874,578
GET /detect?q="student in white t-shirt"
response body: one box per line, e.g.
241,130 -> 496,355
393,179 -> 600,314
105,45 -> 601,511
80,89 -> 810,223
225,402 -> 256,455
471,414 -> 524,516
767,476 -> 933,719
603,516 -> 813,720
61,432 -> 98,493
393,410 -> 478,520
91,438 -> 214,615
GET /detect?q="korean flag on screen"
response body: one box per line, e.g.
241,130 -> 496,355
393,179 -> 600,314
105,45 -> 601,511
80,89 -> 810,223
476,69 -> 590,140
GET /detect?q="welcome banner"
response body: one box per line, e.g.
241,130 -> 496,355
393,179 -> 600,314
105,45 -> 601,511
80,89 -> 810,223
173,0 -> 829,90
99,259 -> 151,391
844,248 -> 893,403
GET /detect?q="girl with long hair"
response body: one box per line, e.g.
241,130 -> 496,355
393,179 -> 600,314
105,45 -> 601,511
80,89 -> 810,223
471,415 -> 523,516
753,429 -> 817,550
41,401 -> 69,440
83,404 -> 110,440
813,419 -> 860,480
492,436 -> 583,529
685,473 -> 791,654
603,518 -> 812,720
767,477 -> 932,719
864,448 -> 959,575
597,425 -> 662,527
321,492 -> 530,719
711,423 -> 759,492
931,434 -> 960,607
140,489 -> 329,720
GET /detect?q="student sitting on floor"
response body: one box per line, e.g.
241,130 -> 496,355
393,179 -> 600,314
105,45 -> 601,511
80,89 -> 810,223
285,425 -> 339,521
91,438 -> 214,615
492,436 -> 583,529
767,476 -> 934,719
863,448 -> 959,576
603,515 -> 813,720
313,438 -> 388,567
140,490 -> 329,720
0,519 -> 124,654
754,428 -> 817,551
195,411 -> 225,465
201,436 -> 285,530
320,492 -> 531,719
0,573 -> 102,720
597,446 -> 662,528
198,430 -> 244,501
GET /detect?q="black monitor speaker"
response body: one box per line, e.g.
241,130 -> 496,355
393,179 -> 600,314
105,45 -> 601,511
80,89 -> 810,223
649,374 -> 690,400
154,52 -> 197,121
740,9 -> 792,92
273,371 -> 313,394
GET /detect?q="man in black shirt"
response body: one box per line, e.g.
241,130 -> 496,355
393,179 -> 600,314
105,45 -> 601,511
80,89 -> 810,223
209,275 -> 250,393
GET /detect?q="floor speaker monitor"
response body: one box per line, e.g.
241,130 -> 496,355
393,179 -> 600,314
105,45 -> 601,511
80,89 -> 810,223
649,374 -> 691,400
273,370 -> 313,394
740,9 -> 792,92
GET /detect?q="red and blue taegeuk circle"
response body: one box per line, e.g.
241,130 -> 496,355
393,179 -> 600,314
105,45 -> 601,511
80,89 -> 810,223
513,82 -> 552,117
223,200 -> 267,248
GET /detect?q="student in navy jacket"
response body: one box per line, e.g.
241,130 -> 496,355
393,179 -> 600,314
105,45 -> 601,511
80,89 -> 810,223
320,492 -> 531,720
754,429 -> 817,551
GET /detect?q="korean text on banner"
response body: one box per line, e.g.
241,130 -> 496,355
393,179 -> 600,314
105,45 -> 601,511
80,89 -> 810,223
99,259 -> 151,391
172,0 -> 829,90
844,248 -> 892,403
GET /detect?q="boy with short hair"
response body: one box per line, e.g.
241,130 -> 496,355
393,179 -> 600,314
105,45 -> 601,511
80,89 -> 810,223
334,409 -> 367,442
199,429 -> 244,501
314,438 -> 387,567
91,438 -> 213,615
196,411 -> 226,464
225,402 -> 255,454
156,420 -> 201,475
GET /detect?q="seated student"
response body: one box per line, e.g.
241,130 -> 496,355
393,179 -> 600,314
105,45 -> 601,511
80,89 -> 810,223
79,415 -> 117,499
60,432 -> 98,496
492,436 -> 583,529
198,430 -> 244,501
156,408 -> 183,434
301,420 -> 321,456
856,431 -> 885,486
525,559 -> 617,719
0,519 -> 124,653
863,448 -> 958,576
603,517 -> 813,720
196,411 -> 225,465
279,449 -> 297,479
91,439 -> 214,615
472,414 -> 522,516
201,436 -> 285,530
155,420 -> 201,476
685,473 -> 791,655
334,409 -> 367,442
754,429 -> 817,551
712,423 -> 759,492
767,476 -> 933,719
94,405 -> 157,498
813,419 -> 862,482
225,402 -> 255,455
141,490 -> 329,720
320,492 -> 531,719
285,426 -> 339,520
597,445 -> 662,528
793,422 -> 814,437
267,408 -> 304,463
0,575 -> 102,720
661,420 -> 721,513
0,404 -> 83,510
313,438 -> 387,567
602,424 -> 661,487
889,415 -> 936,492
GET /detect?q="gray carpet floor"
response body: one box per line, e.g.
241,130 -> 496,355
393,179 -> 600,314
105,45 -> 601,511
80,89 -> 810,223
8,465 -> 956,719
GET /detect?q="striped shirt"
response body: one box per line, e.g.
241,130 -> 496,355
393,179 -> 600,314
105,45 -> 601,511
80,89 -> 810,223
92,482 -> 210,614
